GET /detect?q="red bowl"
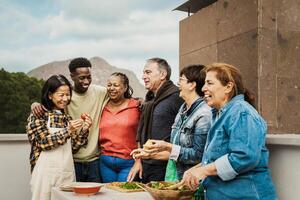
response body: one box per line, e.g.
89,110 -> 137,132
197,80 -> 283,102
72,182 -> 104,195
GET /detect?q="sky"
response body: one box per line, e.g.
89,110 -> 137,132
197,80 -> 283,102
0,0 -> 187,82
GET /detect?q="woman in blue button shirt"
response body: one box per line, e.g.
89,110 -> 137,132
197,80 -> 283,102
181,63 -> 277,200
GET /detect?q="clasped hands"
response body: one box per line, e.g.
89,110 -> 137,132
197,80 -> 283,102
130,139 -> 170,159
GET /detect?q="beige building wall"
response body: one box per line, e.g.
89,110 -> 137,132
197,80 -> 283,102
179,0 -> 300,134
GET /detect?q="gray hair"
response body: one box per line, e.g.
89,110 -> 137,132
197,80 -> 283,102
147,57 -> 171,80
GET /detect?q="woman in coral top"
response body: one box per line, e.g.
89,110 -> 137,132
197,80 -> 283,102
99,72 -> 141,183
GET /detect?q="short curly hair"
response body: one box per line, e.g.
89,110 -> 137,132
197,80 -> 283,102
68,57 -> 92,73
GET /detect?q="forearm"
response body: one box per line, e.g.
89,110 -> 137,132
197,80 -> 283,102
202,163 -> 217,177
71,129 -> 88,153
150,151 -> 170,160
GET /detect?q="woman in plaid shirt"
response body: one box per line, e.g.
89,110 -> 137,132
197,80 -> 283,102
26,74 -> 91,200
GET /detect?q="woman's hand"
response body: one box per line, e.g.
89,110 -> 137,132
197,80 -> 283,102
145,139 -> 172,153
181,165 -> 204,190
127,159 -> 142,182
68,119 -> 84,135
181,163 -> 216,190
81,113 -> 92,132
130,148 -> 154,159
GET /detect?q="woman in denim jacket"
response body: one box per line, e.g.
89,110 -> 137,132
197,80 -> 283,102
181,63 -> 277,200
131,65 -> 211,180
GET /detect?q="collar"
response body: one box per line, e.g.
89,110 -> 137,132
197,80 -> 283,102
181,97 -> 204,116
211,94 -> 245,117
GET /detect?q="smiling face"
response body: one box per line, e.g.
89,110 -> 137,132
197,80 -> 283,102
71,67 -> 92,93
202,71 -> 233,110
49,85 -> 71,110
107,75 -> 127,101
142,62 -> 166,93
178,75 -> 192,100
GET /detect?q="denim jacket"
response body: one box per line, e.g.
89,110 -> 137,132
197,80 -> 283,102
169,98 -> 211,179
202,95 -> 277,200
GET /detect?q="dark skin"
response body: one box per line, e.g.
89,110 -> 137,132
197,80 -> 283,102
70,67 -> 92,94
31,67 -> 92,117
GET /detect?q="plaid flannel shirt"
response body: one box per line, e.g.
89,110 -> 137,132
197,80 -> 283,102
26,110 -> 88,172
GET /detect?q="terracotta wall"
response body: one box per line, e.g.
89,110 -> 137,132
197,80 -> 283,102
179,0 -> 300,134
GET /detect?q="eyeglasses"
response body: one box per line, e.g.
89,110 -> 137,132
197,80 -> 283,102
179,77 -> 189,82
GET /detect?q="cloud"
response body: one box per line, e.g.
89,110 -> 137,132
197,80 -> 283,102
0,0 -> 186,81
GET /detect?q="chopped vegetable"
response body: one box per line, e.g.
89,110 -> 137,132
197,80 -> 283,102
119,182 -> 140,190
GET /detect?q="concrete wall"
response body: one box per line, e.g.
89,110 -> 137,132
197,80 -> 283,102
267,134 -> 300,200
179,0 -> 300,134
0,135 -> 31,200
1,134 -> 300,200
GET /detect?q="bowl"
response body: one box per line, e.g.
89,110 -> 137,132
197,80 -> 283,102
72,182 -> 104,195
142,181 -> 195,200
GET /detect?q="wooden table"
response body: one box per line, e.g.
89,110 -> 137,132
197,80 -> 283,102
51,187 -> 153,200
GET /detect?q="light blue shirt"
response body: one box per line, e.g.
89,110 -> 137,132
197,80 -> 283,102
169,98 -> 211,179
202,94 -> 277,200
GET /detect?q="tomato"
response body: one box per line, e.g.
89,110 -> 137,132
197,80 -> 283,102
80,113 -> 86,120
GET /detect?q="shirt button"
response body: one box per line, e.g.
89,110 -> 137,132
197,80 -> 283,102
204,161 -> 208,165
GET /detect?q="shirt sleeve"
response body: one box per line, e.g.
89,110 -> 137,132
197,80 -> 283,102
26,113 -> 70,151
177,113 -> 210,163
169,144 -> 181,161
215,111 -> 266,181
214,154 -> 238,181
71,129 -> 89,154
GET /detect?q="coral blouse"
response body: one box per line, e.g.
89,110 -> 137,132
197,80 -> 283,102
99,98 -> 140,159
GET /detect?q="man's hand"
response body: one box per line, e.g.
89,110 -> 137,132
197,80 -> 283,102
127,159 -> 143,182
31,102 -> 47,118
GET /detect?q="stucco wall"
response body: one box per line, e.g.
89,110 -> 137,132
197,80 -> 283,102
179,0 -> 300,134
0,135 -> 31,200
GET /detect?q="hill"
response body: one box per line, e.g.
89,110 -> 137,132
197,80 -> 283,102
27,57 -> 146,98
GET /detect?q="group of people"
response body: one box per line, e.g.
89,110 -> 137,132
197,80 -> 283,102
26,57 -> 277,200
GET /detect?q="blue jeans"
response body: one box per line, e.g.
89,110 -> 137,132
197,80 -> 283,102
74,158 -> 101,182
99,155 -> 134,183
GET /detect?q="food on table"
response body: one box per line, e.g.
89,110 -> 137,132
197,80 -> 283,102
148,181 -> 189,192
106,182 -> 144,192
119,182 -> 141,190
143,181 -> 195,200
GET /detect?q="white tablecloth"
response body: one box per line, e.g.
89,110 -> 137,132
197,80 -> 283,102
51,187 -> 153,200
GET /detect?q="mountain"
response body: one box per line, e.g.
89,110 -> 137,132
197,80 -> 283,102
27,57 -> 146,98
